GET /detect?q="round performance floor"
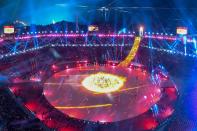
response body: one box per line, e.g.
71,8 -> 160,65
44,66 -> 161,122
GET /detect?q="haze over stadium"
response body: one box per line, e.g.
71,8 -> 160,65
0,0 -> 197,131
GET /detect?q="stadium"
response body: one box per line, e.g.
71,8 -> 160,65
0,0 -> 197,131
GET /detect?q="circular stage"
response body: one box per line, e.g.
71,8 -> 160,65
44,65 -> 161,122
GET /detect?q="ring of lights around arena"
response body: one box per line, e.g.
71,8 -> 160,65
81,72 -> 126,93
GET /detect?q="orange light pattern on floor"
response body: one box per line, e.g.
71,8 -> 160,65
118,37 -> 141,67
93,84 -> 151,95
55,104 -> 112,109
81,72 -> 126,93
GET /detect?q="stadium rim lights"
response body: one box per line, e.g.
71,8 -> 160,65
1,33 -> 197,59
142,45 -> 197,58
11,32 -> 192,42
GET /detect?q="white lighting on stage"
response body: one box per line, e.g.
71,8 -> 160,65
139,26 -> 144,36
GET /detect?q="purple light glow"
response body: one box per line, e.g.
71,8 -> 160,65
0,39 -> 4,43
11,33 -> 195,44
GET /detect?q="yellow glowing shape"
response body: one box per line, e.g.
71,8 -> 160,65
55,104 -> 112,109
118,37 -> 141,67
82,72 -> 126,93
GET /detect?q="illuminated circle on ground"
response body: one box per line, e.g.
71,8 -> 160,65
44,66 -> 162,122
81,72 -> 126,93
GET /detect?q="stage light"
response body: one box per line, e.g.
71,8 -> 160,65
51,64 -> 57,70
139,26 -> 144,32
52,20 -> 56,24
144,96 -> 147,99
139,26 -> 144,36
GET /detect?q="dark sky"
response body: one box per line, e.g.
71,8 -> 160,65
0,0 -> 197,31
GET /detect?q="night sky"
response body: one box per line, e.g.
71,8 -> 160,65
0,0 -> 197,30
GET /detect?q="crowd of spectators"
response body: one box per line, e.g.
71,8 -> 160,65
0,84 -> 49,130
